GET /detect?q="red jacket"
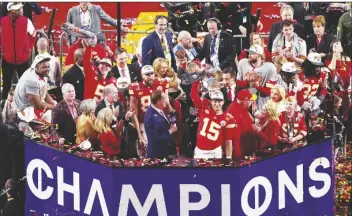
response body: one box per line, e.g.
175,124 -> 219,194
99,131 -> 121,156
1,16 -> 33,64
255,119 -> 281,149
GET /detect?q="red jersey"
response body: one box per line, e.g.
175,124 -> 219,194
298,71 -> 327,101
65,39 -> 107,66
129,79 -> 169,123
326,59 -> 351,87
83,46 -> 117,101
191,81 -> 236,150
279,111 -> 307,139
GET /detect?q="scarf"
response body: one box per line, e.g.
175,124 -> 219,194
273,33 -> 301,58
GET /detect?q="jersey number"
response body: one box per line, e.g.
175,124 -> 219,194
140,95 -> 151,112
199,118 -> 221,141
303,83 -> 320,99
94,84 -> 105,100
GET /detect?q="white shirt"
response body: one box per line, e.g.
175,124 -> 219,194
80,8 -> 91,27
151,104 -> 169,123
117,66 -> 131,84
156,32 -> 169,52
27,19 -> 35,36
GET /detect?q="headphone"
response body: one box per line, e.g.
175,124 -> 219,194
207,17 -> 222,30
154,15 -> 168,24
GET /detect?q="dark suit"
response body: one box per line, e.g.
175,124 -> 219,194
111,64 -> 141,83
144,106 -> 175,158
268,21 -> 306,52
51,99 -> 82,144
95,100 -> 125,121
142,31 -> 177,71
196,31 -> 237,70
306,33 -> 335,61
62,64 -> 85,100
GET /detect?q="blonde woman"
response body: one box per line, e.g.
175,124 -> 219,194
252,100 -> 281,150
268,85 -> 286,113
95,107 -> 124,157
238,33 -> 272,62
76,99 -> 99,147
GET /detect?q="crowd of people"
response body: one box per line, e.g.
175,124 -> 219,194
0,2 -> 352,215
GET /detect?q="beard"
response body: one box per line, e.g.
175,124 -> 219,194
248,57 -> 258,64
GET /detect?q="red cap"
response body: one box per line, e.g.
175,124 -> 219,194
237,89 -> 257,101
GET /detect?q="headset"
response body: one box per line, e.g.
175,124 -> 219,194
207,17 -> 223,30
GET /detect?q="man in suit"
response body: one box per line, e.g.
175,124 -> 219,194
172,30 -> 198,61
52,83 -> 81,145
268,5 -> 306,53
142,15 -> 177,71
195,18 -> 237,70
111,47 -> 141,83
66,3 -> 128,45
221,68 -> 238,108
62,48 -> 85,100
95,85 -> 125,121
144,90 -> 177,158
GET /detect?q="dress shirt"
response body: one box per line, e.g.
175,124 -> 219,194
117,66 -> 131,83
227,84 -> 236,101
151,105 -> 169,124
156,32 -> 170,52
80,7 -> 91,27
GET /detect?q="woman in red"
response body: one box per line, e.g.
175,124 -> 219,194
326,40 -> 351,120
252,100 -> 281,151
94,108 -> 124,157
238,33 -> 272,62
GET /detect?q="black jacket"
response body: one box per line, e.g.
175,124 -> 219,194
111,64 -> 142,83
62,64 -> 85,101
196,31 -> 237,70
268,21 -> 306,52
306,33 -> 335,62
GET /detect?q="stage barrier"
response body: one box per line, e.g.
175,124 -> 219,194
25,139 -> 334,216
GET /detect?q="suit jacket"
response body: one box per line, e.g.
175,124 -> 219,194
111,64 -> 141,83
142,31 -> 177,71
144,106 -> 174,158
62,64 -> 85,101
66,4 -> 117,44
306,33 -> 335,61
51,99 -> 82,144
95,100 -> 125,122
196,31 -> 236,70
268,21 -> 306,52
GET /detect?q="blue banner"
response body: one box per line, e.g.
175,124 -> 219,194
25,139 -> 334,216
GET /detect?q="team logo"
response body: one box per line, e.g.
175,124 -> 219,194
226,117 -> 230,121
205,110 -> 209,114
138,92 -> 143,95
220,121 -> 226,126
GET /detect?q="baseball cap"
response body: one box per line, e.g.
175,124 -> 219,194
210,91 -> 224,101
99,58 -> 112,67
237,89 -> 257,101
307,53 -> 324,66
141,65 -> 154,75
7,2 -> 23,11
32,53 -> 52,67
281,62 -> 300,74
246,44 -> 264,55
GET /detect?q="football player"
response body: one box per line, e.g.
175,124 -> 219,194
191,80 -> 234,159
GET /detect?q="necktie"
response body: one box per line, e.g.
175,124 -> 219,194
161,35 -> 166,51
210,36 -> 216,56
121,68 -> 126,77
227,87 -> 232,101
160,111 -> 169,123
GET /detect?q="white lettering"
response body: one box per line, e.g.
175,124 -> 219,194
278,164 -> 304,209
118,184 -> 167,216
27,159 -> 54,200
180,184 -> 210,216
221,184 -> 231,216
57,167 -> 80,211
241,176 -> 272,216
84,179 -> 110,216
309,157 -> 331,198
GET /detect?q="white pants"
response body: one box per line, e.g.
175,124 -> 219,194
17,106 -> 52,125
194,146 -> 222,159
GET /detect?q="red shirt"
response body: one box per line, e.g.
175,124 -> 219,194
129,79 -> 169,123
83,46 -> 117,101
279,111 -> 307,139
99,131 -> 120,156
326,59 -> 351,87
298,71 -> 327,101
191,81 -> 236,150
65,39 -> 107,66
255,119 -> 281,149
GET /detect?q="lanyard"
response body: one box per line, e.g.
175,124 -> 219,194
285,112 -> 295,138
